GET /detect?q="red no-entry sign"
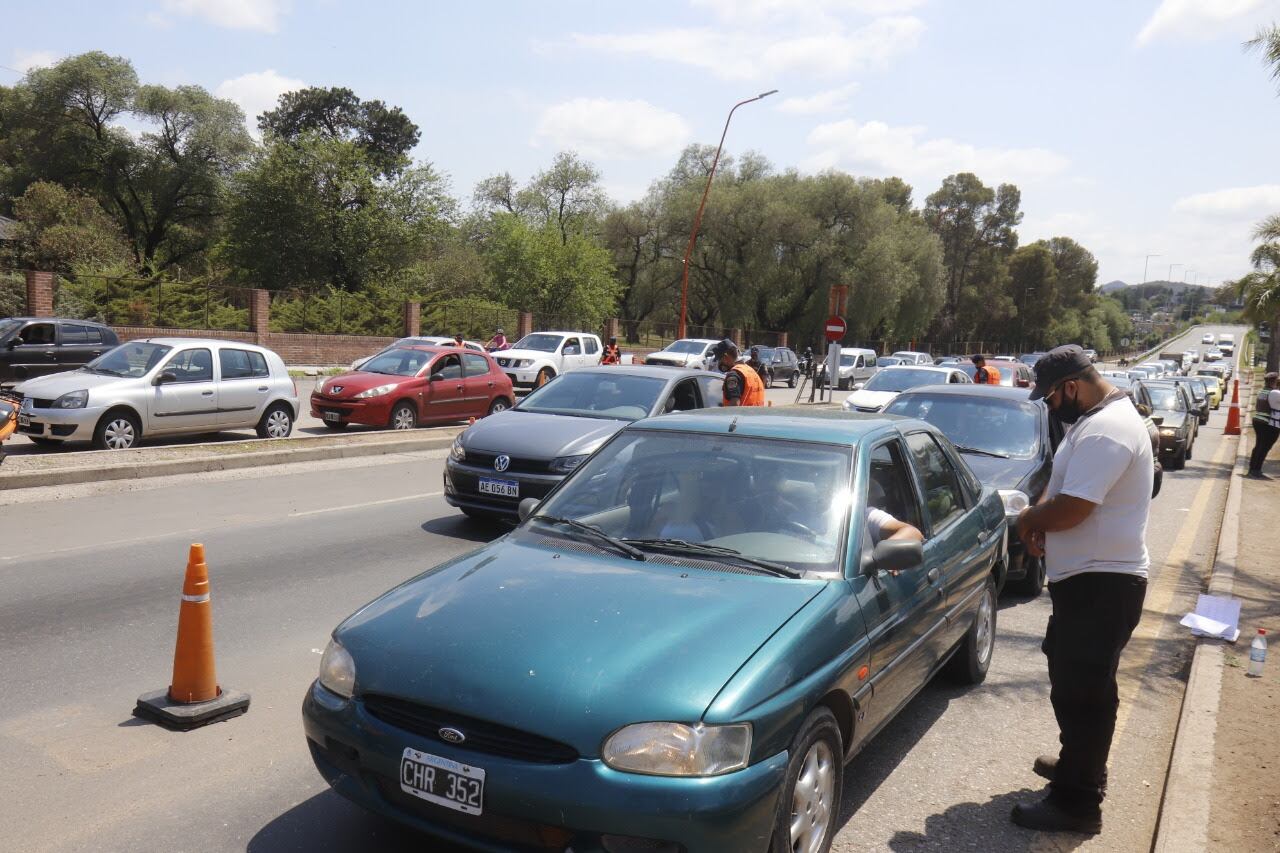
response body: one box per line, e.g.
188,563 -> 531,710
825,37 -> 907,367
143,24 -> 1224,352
824,315 -> 846,342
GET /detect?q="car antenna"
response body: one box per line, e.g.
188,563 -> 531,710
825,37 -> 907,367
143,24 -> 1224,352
728,417 -> 738,433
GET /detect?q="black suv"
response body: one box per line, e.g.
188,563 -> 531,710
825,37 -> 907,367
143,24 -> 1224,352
0,317 -> 119,385
750,345 -> 801,388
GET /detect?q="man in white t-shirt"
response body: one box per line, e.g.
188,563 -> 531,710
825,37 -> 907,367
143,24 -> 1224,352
1009,345 -> 1151,835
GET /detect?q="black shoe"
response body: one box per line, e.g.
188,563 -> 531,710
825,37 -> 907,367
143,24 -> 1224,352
1033,755 -> 1057,781
1011,798 -> 1101,834
1245,471 -> 1272,480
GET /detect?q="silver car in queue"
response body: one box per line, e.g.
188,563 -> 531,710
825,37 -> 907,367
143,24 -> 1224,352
445,365 -> 724,520
14,338 -> 299,450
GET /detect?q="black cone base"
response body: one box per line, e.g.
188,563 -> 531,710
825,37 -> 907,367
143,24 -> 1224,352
134,687 -> 250,731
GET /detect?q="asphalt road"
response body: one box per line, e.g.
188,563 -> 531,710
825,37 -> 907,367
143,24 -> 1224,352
0,325 -> 1245,852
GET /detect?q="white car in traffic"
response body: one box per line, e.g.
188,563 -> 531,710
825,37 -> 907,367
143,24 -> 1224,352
643,338 -> 719,369
492,331 -> 604,388
1201,332 -> 1215,345
842,365 -> 972,412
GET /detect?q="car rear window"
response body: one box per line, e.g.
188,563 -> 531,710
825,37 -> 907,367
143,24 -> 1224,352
219,348 -> 270,379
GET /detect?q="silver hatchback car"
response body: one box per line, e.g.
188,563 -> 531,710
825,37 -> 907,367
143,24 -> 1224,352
14,338 -> 299,450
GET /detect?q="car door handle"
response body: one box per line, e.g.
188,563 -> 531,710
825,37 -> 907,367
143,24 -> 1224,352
202,390 -> 214,396
43,350 -> 57,356
258,386 -> 269,391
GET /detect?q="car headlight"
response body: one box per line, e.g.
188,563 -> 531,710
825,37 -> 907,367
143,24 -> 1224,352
450,436 -> 467,462
354,383 -> 398,399
515,359 -> 534,368
602,722 -> 751,777
998,489 -> 1030,517
549,454 -> 589,473
318,639 -> 356,699
54,389 -> 88,409
1160,427 -> 1178,436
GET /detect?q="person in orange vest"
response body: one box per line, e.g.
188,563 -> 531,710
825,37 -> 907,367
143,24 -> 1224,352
972,353 -> 1001,385
711,339 -> 765,406
602,336 -> 622,365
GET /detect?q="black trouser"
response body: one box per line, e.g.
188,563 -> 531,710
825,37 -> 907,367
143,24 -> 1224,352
1042,571 -> 1147,812
1251,419 -> 1280,473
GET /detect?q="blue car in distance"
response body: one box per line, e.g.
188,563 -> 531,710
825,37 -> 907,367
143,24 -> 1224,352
303,409 -> 1007,853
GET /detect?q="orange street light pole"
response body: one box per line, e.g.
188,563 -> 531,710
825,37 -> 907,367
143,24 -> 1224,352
678,89 -> 777,340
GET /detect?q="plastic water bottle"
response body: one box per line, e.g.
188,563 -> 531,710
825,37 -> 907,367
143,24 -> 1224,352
1248,629 -> 1267,678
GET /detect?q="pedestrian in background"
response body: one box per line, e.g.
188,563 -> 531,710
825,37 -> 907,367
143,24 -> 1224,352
972,353 -> 1001,384
601,337 -> 622,365
1248,371 -> 1280,479
710,339 -> 765,407
1012,345 -> 1153,835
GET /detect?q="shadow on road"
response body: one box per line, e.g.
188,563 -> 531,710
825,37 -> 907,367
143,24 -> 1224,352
421,514 -> 508,543
887,786 -> 1088,852
246,789 -> 468,852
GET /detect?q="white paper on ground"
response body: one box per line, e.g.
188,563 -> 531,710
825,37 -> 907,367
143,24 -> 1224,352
1180,594 -> 1241,642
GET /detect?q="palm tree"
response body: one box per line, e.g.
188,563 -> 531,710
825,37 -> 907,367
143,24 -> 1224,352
1235,229 -> 1280,373
1246,24 -> 1280,90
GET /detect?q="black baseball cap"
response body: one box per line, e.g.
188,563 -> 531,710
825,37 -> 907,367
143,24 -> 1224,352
970,353 -> 986,364
1030,344 -> 1093,400
710,339 -> 739,359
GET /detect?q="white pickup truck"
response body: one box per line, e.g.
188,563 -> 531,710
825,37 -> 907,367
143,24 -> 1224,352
492,331 -> 604,388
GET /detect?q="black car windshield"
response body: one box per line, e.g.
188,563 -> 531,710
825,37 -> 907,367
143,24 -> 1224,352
531,430 -> 854,575
753,348 -> 775,361
663,340 -> 707,355
864,368 -> 949,393
517,372 -> 666,420
885,394 -> 1042,459
512,333 -> 565,352
1148,387 -> 1185,411
85,342 -> 171,378
361,348 -> 432,376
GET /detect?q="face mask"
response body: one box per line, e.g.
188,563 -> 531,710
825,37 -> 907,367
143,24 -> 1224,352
1050,382 -> 1084,424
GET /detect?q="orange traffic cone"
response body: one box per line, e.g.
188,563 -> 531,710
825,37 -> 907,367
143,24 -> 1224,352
134,544 -> 249,730
1224,379 -> 1241,436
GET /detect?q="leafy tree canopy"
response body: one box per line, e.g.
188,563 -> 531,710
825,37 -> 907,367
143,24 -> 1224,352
259,86 -> 420,179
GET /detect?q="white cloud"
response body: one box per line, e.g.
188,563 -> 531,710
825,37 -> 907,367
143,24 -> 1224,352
1172,184 -> 1280,219
805,118 -> 1069,184
571,16 -> 923,81
777,83 -> 860,115
533,98 -> 691,160
160,0 -> 289,33
11,50 -> 61,72
215,69 -> 306,136
1136,0 -> 1267,44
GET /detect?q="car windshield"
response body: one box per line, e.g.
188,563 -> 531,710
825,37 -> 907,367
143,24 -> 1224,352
516,372 -> 666,420
360,347 -> 431,376
864,368 -> 948,393
876,357 -> 903,367
753,348 -> 775,361
531,430 -> 853,575
512,333 -> 565,352
885,394 -> 1042,459
1148,387 -> 1184,411
84,342 -> 171,378
663,340 -> 707,355
839,353 -> 862,367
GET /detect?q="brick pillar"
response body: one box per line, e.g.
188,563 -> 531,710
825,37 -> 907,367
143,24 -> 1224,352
778,331 -> 789,349
730,328 -> 744,348
25,270 -> 54,316
249,289 -> 270,344
604,317 -> 620,342
518,311 -> 533,339
404,301 -> 421,337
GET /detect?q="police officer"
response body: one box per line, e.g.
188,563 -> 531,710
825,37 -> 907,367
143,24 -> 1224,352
710,339 -> 765,407
972,353 -> 1001,384
1248,371 -> 1280,478
602,336 -> 622,365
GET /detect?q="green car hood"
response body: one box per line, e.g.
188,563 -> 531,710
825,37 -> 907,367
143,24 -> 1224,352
337,535 -> 825,757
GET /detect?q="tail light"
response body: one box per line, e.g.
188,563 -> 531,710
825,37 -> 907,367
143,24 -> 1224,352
292,377 -> 299,396
1016,378 -> 1030,388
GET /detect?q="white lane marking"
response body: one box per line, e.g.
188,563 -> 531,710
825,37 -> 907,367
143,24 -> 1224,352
288,492 -> 443,518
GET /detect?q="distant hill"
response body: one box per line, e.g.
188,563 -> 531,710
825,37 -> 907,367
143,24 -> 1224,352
1099,280 -> 1127,294
1098,280 -> 1212,297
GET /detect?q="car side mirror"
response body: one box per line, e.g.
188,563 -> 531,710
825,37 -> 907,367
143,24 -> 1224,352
862,539 -> 924,575
5,339 -> 16,350
518,497 -> 540,522
853,382 -> 865,391
1150,414 -> 1164,426
1137,403 -> 1151,417
153,371 -> 177,385
429,373 -> 445,382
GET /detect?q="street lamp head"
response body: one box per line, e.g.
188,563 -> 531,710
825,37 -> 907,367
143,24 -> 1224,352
757,89 -> 779,99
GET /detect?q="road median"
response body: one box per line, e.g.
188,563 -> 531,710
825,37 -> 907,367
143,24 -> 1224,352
0,427 -> 463,490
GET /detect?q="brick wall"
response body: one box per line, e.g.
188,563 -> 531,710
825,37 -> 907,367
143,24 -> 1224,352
112,326 -> 399,366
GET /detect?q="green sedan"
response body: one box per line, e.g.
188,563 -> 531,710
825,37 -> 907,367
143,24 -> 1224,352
303,408 -> 1007,853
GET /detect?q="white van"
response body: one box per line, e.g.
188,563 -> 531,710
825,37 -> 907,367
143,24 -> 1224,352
1218,333 -> 1235,357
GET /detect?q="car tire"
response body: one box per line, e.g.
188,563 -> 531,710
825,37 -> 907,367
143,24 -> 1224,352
945,577 -> 997,685
1185,441 -> 1193,460
256,403 -> 293,439
535,368 -> 554,387
838,378 -> 849,391
93,409 -> 141,451
788,372 -> 797,388
487,397 -> 511,416
1169,448 -> 1186,470
389,402 -> 417,430
1013,554 -> 1045,597
769,706 -> 842,853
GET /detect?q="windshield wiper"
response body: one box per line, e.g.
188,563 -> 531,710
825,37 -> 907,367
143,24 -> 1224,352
533,516 -> 646,561
954,445 -> 1009,459
622,538 -> 801,578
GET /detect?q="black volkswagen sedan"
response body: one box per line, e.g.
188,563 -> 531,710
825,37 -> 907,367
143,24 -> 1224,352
445,365 -> 723,520
882,384 -> 1059,596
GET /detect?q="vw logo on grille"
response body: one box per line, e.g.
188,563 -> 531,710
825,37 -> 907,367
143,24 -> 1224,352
330,385 -> 343,394
494,454 -> 511,473
439,727 -> 466,744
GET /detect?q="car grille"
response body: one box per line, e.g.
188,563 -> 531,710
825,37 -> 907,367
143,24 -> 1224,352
465,451 -> 553,474
496,357 -> 516,368
26,397 -> 54,409
362,694 -> 579,764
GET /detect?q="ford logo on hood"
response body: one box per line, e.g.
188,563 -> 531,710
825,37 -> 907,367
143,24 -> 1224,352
438,727 -> 466,744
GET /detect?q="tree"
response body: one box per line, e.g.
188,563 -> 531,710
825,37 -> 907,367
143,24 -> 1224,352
3,181 -> 129,272
258,86 -> 420,178
1007,243 -> 1058,349
1247,23 -> 1280,93
1234,217 -> 1280,372
1039,237 -> 1098,310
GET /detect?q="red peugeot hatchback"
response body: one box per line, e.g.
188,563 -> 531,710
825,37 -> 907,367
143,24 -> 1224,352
311,346 -> 514,430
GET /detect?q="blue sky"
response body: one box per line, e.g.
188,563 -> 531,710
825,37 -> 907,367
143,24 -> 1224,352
5,0 -> 1280,287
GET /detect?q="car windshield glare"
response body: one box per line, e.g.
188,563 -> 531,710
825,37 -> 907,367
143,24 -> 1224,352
1148,387 -> 1183,411
512,333 -> 564,352
86,342 -> 171,377
839,354 -> 859,367
517,373 -> 666,420
529,431 -> 854,576
664,340 -> 706,355
865,368 -> 948,393
885,394 -> 1041,459
361,348 -> 431,376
